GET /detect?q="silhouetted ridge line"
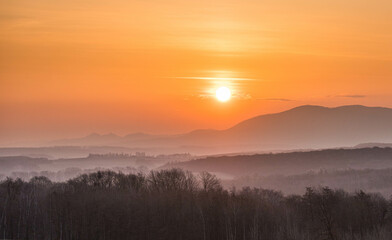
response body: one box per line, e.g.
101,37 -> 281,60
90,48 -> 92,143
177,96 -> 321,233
49,105 -> 392,154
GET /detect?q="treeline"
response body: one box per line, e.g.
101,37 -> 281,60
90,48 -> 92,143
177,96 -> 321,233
1,166 -> 147,182
167,147 -> 392,176
1,169 -> 392,240
226,168 -> 392,197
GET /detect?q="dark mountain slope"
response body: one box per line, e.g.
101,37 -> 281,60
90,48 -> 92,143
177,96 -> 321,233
165,147 -> 392,177
50,105 -> 392,153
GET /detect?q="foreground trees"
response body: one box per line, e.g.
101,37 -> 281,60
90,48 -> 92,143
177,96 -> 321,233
0,169 -> 391,240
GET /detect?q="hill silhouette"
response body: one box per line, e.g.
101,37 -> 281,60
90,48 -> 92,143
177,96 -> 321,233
165,147 -> 392,177
51,105 -> 392,154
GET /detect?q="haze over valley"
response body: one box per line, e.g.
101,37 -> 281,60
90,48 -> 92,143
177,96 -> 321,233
2,105 -> 392,198
2,0 -> 392,238
9,105 -> 392,155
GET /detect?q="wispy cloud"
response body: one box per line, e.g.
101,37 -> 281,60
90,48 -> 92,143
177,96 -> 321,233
170,71 -> 256,101
335,94 -> 367,98
0,13 -> 31,21
170,77 -> 257,81
191,93 -> 252,100
257,98 -> 292,102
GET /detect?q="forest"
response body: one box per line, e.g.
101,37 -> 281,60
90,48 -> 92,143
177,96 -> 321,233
167,147 -> 392,176
1,169 -> 391,240
225,168 -> 392,197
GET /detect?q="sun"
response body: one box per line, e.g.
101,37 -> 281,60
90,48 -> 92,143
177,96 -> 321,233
216,86 -> 231,102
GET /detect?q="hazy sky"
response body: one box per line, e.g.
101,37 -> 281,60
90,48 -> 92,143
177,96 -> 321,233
1,0 -> 392,144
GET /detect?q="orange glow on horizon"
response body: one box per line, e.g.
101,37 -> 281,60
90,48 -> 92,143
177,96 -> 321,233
1,0 -> 392,144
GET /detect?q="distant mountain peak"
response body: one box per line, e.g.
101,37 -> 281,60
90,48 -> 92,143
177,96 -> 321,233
284,105 -> 329,113
103,133 -> 118,137
87,133 -> 101,137
290,105 -> 328,110
50,105 -> 392,154
125,132 -> 149,137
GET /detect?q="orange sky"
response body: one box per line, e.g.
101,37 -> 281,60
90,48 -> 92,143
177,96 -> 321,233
1,0 -> 392,145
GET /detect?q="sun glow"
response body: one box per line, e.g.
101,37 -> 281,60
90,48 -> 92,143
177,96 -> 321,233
216,87 -> 231,102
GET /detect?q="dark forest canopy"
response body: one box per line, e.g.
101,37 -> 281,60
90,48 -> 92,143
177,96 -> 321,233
167,147 -> 392,176
1,169 -> 391,240
224,168 -> 392,197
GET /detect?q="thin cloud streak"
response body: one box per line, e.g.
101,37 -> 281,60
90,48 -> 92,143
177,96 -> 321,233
170,77 -> 258,81
257,98 -> 293,102
335,95 -> 367,98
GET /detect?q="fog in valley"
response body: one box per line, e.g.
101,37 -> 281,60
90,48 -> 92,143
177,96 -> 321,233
2,145 -> 392,198
2,106 -> 392,239
2,106 -> 392,196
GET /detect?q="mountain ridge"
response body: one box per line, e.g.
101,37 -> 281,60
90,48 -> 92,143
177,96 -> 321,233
49,105 -> 392,154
